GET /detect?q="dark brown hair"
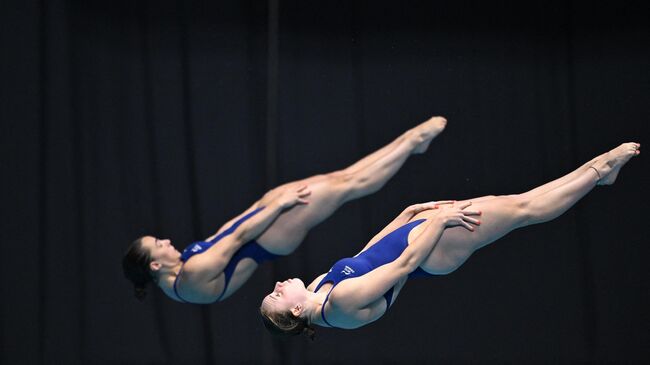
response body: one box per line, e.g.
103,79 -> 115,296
122,237 -> 154,301
260,307 -> 315,340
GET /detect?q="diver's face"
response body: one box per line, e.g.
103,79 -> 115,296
141,236 -> 181,269
261,278 -> 307,313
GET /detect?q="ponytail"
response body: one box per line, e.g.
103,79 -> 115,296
122,237 -> 154,301
260,307 -> 316,341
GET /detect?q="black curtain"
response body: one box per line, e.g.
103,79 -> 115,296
1,1 -> 648,364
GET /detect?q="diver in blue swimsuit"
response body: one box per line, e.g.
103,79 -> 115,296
122,116 -> 449,303
260,142 -> 640,335
174,206 -> 281,303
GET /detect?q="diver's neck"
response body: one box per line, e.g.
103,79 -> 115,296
307,291 -> 329,326
158,262 -> 184,290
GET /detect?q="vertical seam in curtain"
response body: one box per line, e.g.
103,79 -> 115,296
67,3 -> 85,362
564,1 -> 597,360
266,0 -> 280,364
138,2 -> 172,362
37,1 -> 48,363
266,0 -> 279,188
177,1 -> 216,364
351,1 -> 370,242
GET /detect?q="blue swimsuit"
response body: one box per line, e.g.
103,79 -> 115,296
314,219 -> 433,328
173,207 -> 280,303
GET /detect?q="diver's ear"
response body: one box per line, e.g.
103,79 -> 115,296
290,303 -> 303,317
149,261 -> 162,272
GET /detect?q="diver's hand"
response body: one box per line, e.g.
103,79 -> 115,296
436,201 -> 482,231
401,200 -> 454,216
276,185 -> 311,209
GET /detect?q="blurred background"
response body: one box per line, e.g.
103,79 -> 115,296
1,0 -> 648,364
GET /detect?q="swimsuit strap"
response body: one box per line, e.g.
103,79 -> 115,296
172,263 -> 190,303
319,283 -> 336,328
215,273 -> 229,302
215,241 -> 281,302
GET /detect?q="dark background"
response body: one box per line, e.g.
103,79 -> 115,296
1,0 -> 648,364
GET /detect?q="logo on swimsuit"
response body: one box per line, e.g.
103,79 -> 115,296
341,265 -> 355,275
191,244 -> 202,253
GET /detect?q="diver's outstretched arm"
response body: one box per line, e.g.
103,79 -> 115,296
359,201 -> 452,252
189,186 -> 311,276
205,200 -> 261,241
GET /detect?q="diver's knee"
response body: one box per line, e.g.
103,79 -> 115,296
507,194 -> 534,224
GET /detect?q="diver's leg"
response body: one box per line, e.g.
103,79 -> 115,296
416,143 -> 639,274
256,117 -> 447,254
520,153 -> 604,199
334,116 -> 447,201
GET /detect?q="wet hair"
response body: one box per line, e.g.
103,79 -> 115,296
260,307 -> 316,341
122,237 -> 154,301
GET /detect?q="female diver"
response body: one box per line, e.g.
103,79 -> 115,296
122,116 -> 448,303
260,142 -> 640,336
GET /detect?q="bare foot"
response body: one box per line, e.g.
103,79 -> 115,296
410,116 -> 447,154
592,142 -> 641,185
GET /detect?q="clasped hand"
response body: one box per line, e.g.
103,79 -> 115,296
403,200 -> 482,231
276,185 -> 312,209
